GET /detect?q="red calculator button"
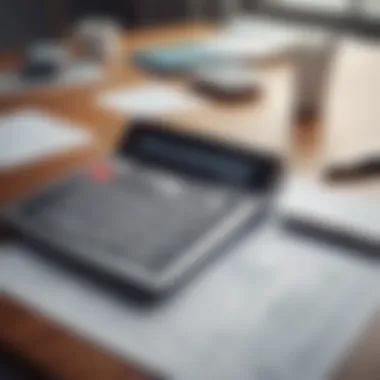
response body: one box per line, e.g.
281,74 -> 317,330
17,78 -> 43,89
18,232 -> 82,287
90,162 -> 114,182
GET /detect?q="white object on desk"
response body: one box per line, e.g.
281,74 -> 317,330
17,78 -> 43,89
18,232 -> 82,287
206,34 -> 295,60
0,61 -> 104,96
205,17 -> 305,61
278,177 -> 380,250
0,109 -> 92,171
99,83 -> 204,116
0,220 -> 378,380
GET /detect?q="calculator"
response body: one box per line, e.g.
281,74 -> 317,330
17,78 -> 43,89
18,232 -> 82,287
3,120 -> 282,301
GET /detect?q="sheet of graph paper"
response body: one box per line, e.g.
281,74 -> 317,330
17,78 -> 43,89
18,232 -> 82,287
0,218 -> 378,380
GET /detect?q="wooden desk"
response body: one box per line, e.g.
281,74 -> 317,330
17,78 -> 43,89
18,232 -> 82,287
0,295 -> 159,380
1,23 -> 380,380
0,23 -> 293,205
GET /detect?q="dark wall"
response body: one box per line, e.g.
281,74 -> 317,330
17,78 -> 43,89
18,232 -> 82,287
69,0 -> 138,27
0,0 -> 138,51
134,0 -> 252,25
0,0 -> 49,50
0,0 -> 258,52
70,0 -> 237,28
133,0 -> 188,26
71,0 -> 195,27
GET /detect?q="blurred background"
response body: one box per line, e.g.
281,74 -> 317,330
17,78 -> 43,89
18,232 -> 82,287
2,1 -> 380,380
2,0 -> 380,51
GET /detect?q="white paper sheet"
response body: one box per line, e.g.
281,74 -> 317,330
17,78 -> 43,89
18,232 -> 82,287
99,83 -> 203,116
278,178 -> 380,251
0,61 -> 104,96
0,109 -> 92,171
0,221 -> 378,380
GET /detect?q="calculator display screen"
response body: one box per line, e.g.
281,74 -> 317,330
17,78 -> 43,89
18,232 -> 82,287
135,134 -> 255,185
